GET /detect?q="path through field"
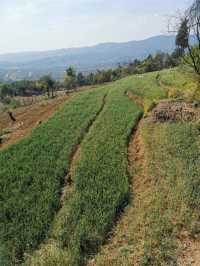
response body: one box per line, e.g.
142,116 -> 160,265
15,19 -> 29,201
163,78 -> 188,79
0,95 -> 69,149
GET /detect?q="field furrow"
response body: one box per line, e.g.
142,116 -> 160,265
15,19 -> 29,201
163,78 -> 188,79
0,88 -> 107,265
56,86 -> 142,266
61,94 -> 107,205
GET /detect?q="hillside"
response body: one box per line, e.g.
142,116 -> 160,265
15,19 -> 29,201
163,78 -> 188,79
0,35 -> 176,81
1,67 -> 200,265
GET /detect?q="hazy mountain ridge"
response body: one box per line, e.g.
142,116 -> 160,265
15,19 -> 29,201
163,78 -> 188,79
0,35 -> 177,81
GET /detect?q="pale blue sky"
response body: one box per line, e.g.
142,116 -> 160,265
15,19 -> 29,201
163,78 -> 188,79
0,0 -> 193,53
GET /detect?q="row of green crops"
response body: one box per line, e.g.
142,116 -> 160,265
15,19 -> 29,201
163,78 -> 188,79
116,71 -> 167,112
51,85 -> 143,266
0,88 -> 108,265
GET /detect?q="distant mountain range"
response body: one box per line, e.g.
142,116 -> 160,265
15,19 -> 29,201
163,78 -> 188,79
0,35 -> 177,81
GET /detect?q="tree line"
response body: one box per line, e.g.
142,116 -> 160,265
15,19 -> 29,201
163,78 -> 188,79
0,49 -> 182,101
62,50 -> 181,90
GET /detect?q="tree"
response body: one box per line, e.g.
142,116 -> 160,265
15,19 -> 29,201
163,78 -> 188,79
63,67 -> 77,90
0,84 -> 12,98
39,75 -> 55,98
77,72 -> 86,86
66,66 -> 76,78
86,73 -> 95,85
176,0 -> 200,77
176,18 -> 189,52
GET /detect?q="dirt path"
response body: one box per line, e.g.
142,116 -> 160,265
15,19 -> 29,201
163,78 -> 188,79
0,95 -> 70,149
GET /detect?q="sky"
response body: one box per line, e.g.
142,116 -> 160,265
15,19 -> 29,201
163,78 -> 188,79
0,0 -> 193,54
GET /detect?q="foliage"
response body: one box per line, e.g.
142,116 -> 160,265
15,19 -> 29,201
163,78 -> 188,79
176,0 -> 200,76
176,18 -> 189,50
1,67 -> 199,266
63,67 -> 77,90
0,50 -> 182,100
66,66 -> 76,78
119,71 -> 167,112
77,72 -> 86,86
159,67 -> 200,101
39,75 -> 55,98
61,50 -> 182,90
0,80 -> 43,99
53,85 -> 142,265
0,89 -> 107,264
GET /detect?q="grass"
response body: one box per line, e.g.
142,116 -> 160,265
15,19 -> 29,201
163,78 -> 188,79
0,128 -> 12,145
159,67 -> 200,101
63,86 -> 142,266
1,66 -> 200,266
116,71 -> 167,112
80,67 -> 200,266
0,128 -> 12,142
0,88 -> 107,265
89,119 -> 200,266
25,81 -> 142,266
140,120 -> 200,265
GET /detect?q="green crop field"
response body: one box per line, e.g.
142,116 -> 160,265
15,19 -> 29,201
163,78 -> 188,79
59,86 -> 142,266
0,88 -> 108,265
1,67 -> 200,266
25,81 -> 142,266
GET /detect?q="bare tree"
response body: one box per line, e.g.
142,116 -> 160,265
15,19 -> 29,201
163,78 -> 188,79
176,0 -> 200,77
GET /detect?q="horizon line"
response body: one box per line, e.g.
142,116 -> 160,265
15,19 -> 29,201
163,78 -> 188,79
0,34 -> 175,56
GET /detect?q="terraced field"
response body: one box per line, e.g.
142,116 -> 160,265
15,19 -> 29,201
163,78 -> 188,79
1,67 -> 200,266
0,88 -> 108,265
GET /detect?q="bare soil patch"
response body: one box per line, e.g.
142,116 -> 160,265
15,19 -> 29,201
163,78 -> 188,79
151,100 -> 200,122
0,95 -> 70,149
178,231 -> 200,266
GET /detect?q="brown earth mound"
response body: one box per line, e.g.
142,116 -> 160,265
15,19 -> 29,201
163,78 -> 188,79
151,101 -> 200,122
